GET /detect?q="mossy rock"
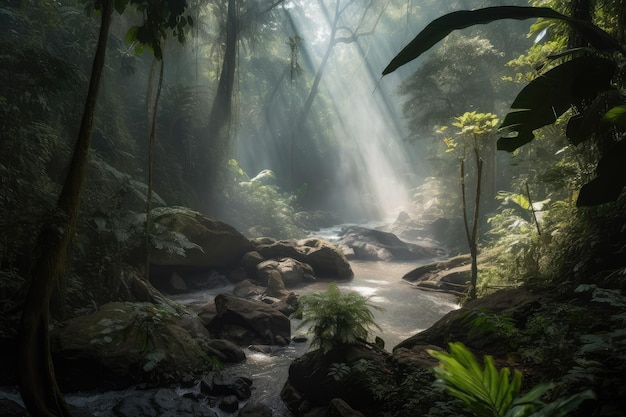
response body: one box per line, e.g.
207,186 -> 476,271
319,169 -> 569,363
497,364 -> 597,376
151,206 -> 253,268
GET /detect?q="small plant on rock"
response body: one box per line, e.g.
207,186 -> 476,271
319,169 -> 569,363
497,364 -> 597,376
295,282 -> 382,353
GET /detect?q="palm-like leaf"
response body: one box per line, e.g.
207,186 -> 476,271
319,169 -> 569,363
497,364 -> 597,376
382,6 -> 623,75
429,343 -> 595,417
429,342 -> 522,417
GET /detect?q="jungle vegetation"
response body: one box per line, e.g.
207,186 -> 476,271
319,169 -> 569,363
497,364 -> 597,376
1,0 -> 625,416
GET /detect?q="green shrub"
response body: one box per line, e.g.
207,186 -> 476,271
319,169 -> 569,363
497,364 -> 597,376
295,282 -> 382,353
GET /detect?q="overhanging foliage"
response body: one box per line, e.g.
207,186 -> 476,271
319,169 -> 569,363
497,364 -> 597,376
383,6 -> 626,206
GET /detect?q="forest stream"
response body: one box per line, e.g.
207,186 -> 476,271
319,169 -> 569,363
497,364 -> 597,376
1,258 -> 459,417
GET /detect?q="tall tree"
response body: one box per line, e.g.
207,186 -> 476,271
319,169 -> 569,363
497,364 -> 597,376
17,0 -> 191,414
196,0 -> 286,214
18,1 -> 114,415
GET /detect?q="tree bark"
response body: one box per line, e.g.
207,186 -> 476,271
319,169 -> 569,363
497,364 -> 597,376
18,1 -> 113,415
145,57 -> 165,280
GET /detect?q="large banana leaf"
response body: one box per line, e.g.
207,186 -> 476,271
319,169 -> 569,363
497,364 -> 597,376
382,6 -> 623,75
577,139 -> 626,206
496,56 -> 616,152
429,342 -> 523,417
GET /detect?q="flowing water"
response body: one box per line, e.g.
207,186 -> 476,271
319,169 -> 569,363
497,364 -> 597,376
1,259 -> 458,417
228,260 -> 459,415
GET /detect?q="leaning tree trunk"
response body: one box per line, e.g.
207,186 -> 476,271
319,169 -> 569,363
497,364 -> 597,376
18,2 -> 113,416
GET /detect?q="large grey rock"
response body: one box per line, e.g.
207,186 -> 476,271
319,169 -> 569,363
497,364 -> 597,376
252,237 -> 353,280
50,302 -> 213,390
281,344 -> 392,415
257,257 -> 316,287
208,293 -> 291,345
402,254 -> 472,294
335,226 -> 438,261
151,206 -> 253,268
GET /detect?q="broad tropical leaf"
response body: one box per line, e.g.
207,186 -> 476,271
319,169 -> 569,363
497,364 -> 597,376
577,139 -> 626,206
603,104 -> 626,127
382,6 -> 623,75
497,56 -> 616,152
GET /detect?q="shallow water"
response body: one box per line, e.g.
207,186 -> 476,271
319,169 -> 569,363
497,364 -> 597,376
218,259 -> 459,416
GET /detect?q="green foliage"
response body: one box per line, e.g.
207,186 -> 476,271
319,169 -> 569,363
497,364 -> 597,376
328,362 -> 352,381
519,304 -> 584,376
383,6 -> 622,75
295,282 -> 382,354
573,285 -> 626,359
428,342 -> 595,417
461,309 -> 518,349
222,159 -> 307,238
385,5 -> 626,206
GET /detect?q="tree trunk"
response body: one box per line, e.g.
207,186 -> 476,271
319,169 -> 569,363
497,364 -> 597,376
145,57 -> 165,280
198,0 -> 238,213
460,146 -> 483,300
18,1 -> 113,415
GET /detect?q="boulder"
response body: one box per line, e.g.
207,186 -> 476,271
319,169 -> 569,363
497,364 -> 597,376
113,388 -> 217,417
394,288 -> 540,356
281,344 -> 392,415
150,206 -> 253,268
402,254 -> 472,294
208,293 -> 291,345
265,269 -> 291,299
50,302 -> 213,391
205,339 -> 246,363
328,398 -> 366,417
219,395 -> 239,413
241,251 -> 266,274
257,258 -> 316,287
200,371 -> 252,400
335,226 -> 438,261
252,237 -> 353,280
233,279 -> 265,299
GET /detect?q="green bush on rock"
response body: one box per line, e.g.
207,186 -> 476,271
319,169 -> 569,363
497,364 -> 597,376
295,282 -> 382,353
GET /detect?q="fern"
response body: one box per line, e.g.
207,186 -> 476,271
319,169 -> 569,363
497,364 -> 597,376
295,282 -> 382,353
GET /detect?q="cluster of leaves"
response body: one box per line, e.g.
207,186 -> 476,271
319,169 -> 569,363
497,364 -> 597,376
295,282 -> 382,354
327,359 -> 391,402
385,365 -> 462,417
460,309 -> 519,352
563,284 -> 626,411
429,342 -> 595,417
518,302 -> 587,377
